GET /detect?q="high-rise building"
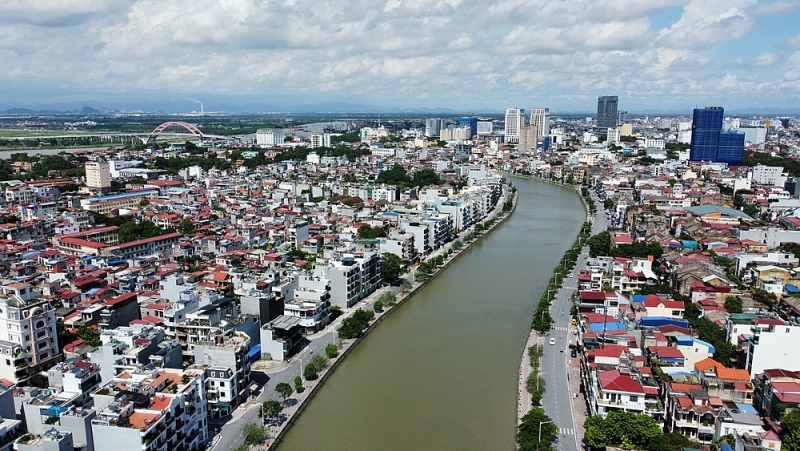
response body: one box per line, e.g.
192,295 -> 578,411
504,108 -> 526,143
618,110 -> 628,124
85,161 -> 111,192
529,108 -> 549,141
310,133 -> 331,148
518,125 -> 539,152
425,118 -> 445,137
596,96 -> 619,129
689,106 -> 745,164
459,117 -> 478,138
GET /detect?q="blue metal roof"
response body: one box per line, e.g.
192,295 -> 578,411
788,284 -> 800,293
590,322 -> 626,332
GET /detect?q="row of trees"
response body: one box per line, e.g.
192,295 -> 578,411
532,221 -> 592,332
525,345 -> 545,404
585,410 -> 704,451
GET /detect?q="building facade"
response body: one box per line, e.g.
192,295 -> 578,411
504,108 -> 526,143
597,96 -> 619,129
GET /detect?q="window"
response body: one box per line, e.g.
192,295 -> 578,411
219,381 -> 225,387
629,396 -> 638,402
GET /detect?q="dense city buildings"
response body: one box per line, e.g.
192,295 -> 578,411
0,106 -> 796,451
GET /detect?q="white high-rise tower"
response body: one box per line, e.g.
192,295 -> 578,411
504,108 -> 526,143
529,108 -> 549,141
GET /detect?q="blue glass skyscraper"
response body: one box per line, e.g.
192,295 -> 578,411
690,106 -> 744,164
459,117 -> 478,138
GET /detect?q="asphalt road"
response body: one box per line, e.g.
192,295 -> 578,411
539,189 -> 607,451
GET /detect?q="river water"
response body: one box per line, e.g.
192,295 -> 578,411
279,178 -> 585,450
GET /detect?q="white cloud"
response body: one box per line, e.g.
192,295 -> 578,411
0,0 -> 797,110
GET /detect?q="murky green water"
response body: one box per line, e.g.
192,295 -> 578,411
279,178 -> 585,450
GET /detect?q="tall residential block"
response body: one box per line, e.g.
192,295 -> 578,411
529,108 -> 549,141
689,106 -> 745,164
85,161 -> 111,192
504,107 -> 526,143
596,96 -> 618,129
425,118 -> 445,137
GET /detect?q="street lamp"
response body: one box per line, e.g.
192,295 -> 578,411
539,420 -> 553,443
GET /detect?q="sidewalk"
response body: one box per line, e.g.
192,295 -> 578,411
568,328 -> 587,450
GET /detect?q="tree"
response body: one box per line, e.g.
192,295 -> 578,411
275,382 -> 293,401
294,375 -> 303,392
647,432 -> 701,451
587,231 -> 611,257
325,343 -> 338,359
303,363 -> 318,380
259,399 -> 283,426
780,410 -> 800,451
411,168 -> 442,187
381,253 -> 403,284
233,444 -> 249,451
178,218 -> 196,235
752,288 -> 778,310
378,291 -> 397,306
242,422 -> 265,445
310,354 -> 330,372
138,198 -> 150,207
782,242 -> 800,258
516,407 -> 557,451
400,280 -> 412,294
743,203 -> 759,217
376,164 -> 411,185
724,295 -> 743,314
585,410 -> 662,450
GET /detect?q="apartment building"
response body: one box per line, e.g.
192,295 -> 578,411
0,283 -> 59,384
90,368 -> 208,451
101,233 -> 182,261
317,252 -> 381,309
80,190 -> 159,214
193,333 -> 251,418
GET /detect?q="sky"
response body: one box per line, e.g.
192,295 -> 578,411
1,0 -> 800,113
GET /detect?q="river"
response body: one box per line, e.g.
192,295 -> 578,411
278,177 -> 586,450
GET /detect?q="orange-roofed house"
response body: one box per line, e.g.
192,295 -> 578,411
694,358 -> 754,404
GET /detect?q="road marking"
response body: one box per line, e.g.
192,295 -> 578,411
560,427 -> 574,435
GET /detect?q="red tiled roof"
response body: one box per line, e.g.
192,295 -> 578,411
598,370 -> 645,394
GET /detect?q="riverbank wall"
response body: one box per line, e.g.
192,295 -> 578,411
269,185 -> 519,450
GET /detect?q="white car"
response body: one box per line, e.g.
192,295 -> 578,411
549,338 -> 556,345
567,273 -> 574,278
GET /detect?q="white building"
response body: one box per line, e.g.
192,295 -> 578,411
741,127 -> 767,144
645,138 -> 665,149
504,107 -> 526,143
310,133 -> 331,148
607,128 -> 621,143
746,322 -> 800,378
256,129 -> 284,147
751,164 -> 784,186
476,120 -> 493,136
529,108 -> 549,141
85,161 -> 111,191
0,283 -> 59,384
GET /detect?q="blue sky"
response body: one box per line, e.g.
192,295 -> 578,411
1,0 -> 799,113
